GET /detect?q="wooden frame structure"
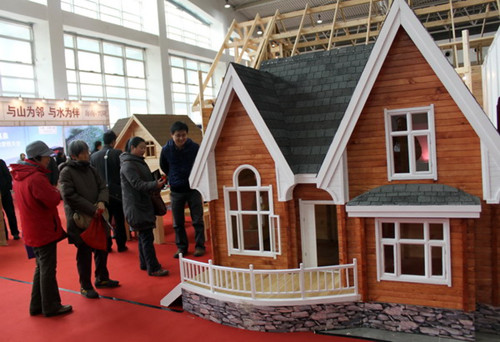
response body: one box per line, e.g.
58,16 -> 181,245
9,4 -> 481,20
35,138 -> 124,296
193,0 -> 499,111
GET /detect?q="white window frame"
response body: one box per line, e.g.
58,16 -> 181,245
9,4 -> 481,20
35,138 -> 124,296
224,165 -> 281,258
375,218 -> 451,286
384,105 -> 437,181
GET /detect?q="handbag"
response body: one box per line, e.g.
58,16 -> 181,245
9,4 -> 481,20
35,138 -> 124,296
151,191 -> 167,216
73,208 -> 109,229
80,212 -> 110,251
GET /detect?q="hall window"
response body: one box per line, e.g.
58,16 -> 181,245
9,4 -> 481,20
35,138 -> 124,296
169,55 -> 215,125
61,0 -> 145,32
145,140 -> 155,157
375,219 -> 451,286
64,33 -> 148,125
384,105 -> 437,181
0,18 -> 37,98
224,165 -> 281,257
165,0 -> 212,50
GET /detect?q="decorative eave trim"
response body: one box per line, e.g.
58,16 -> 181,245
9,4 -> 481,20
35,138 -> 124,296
316,0 -> 500,194
346,205 -> 481,218
189,64 -> 295,201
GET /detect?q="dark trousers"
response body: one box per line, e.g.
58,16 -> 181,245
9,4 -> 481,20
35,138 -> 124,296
1,190 -> 19,238
76,243 -> 109,289
31,241 -> 62,315
138,228 -> 161,274
107,198 -> 127,250
170,190 -> 205,252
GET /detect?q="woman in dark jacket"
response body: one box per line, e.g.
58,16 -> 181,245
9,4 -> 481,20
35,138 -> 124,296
120,136 -> 168,276
59,140 -> 119,299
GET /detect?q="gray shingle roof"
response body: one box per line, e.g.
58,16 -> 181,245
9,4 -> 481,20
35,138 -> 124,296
347,184 -> 481,206
231,44 -> 374,174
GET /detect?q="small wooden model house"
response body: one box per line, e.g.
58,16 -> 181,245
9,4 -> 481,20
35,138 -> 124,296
183,0 -> 500,340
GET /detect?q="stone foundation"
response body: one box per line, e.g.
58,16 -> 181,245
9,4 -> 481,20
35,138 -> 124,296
475,303 -> 500,335
182,290 -> 481,341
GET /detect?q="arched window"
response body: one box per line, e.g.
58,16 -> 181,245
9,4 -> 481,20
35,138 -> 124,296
224,165 -> 280,257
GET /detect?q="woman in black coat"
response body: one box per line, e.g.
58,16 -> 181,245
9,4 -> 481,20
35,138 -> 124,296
59,140 -> 120,298
120,137 -> 169,277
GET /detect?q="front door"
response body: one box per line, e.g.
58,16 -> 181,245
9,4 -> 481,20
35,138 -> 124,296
300,201 -> 339,267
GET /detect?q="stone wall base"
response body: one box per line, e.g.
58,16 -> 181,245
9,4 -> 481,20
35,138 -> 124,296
182,290 -> 500,341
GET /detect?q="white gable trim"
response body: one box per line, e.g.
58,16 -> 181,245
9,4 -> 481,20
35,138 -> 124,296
317,0 -> 500,203
346,205 -> 481,218
189,65 -> 295,201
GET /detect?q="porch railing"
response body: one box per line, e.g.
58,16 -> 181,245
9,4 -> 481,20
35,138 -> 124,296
179,256 -> 358,302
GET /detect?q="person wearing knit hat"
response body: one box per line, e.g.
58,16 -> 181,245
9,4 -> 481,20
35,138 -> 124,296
10,140 -> 72,317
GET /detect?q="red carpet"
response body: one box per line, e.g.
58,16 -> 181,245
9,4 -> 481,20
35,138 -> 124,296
0,204 -> 367,342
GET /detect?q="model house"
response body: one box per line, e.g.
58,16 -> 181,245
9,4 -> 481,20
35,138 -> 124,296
169,0 -> 500,340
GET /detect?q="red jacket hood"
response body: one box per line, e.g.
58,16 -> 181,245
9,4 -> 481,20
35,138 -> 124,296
11,161 -> 50,181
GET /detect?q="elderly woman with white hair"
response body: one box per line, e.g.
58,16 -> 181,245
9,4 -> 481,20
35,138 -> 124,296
59,140 -> 120,299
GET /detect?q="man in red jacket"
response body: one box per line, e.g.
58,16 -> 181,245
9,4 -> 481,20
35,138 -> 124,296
11,141 -> 72,317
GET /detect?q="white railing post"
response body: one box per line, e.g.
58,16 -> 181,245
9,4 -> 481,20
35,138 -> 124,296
249,264 -> 256,299
208,259 -> 214,293
299,263 -> 305,299
179,253 -> 185,282
353,258 -> 358,295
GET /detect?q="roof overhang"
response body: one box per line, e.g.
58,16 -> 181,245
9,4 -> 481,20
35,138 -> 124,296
346,205 -> 481,218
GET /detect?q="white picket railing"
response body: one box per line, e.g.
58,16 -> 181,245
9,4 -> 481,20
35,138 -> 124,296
179,256 -> 358,303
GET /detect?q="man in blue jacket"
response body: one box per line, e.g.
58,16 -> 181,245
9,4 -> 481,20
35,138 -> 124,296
160,121 -> 205,258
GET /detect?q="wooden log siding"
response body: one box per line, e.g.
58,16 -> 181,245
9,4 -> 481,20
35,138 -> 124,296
212,95 -> 294,269
345,29 -> 493,311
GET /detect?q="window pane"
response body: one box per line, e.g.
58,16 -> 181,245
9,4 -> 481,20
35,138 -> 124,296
66,70 -> 77,82
187,70 -> 199,85
392,115 -> 407,132
231,215 -> 239,249
106,86 -> 126,98
238,169 -> 257,186
259,191 -> 269,211
401,244 -> 425,275
103,42 -> 123,56
173,92 -> 187,102
393,136 -> 409,173
0,38 -> 32,63
105,75 -> 125,86
79,71 -> 102,84
382,222 -> 395,238
242,214 -> 259,251
78,51 -> 101,72
80,84 -> 103,97
241,191 -> 257,211
126,59 -> 144,77
383,245 -> 394,273
65,49 -> 75,69
0,21 -> 31,39
126,47 -> 143,60
64,34 -> 74,48
128,88 -> 146,99
415,135 -> 429,171
429,224 -> 443,240
129,100 -> 147,114
170,56 -> 184,67
171,68 -> 185,83
431,246 -> 443,276
400,223 -> 423,239
104,55 -> 124,75
262,214 -> 270,251
128,77 -> 145,89
77,37 -> 100,52
0,62 -> 33,78
2,78 -> 35,93
412,113 -> 428,130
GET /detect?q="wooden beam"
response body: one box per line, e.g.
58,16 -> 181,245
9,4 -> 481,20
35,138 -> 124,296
291,3 -> 309,57
328,0 -> 341,50
191,19 -> 236,110
236,13 -> 261,64
253,9 -> 279,69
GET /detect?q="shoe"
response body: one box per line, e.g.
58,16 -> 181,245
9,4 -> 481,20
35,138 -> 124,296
149,269 -> 169,277
80,288 -> 99,299
117,246 -> 128,252
140,265 -> 147,271
44,305 -> 73,317
173,249 -> 187,259
193,247 -> 205,257
95,279 -> 120,288
13,234 -> 20,240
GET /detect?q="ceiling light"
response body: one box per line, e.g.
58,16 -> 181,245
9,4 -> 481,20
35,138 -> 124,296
257,29 -> 263,35
317,14 -> 323,24
224,0 -> 231,9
